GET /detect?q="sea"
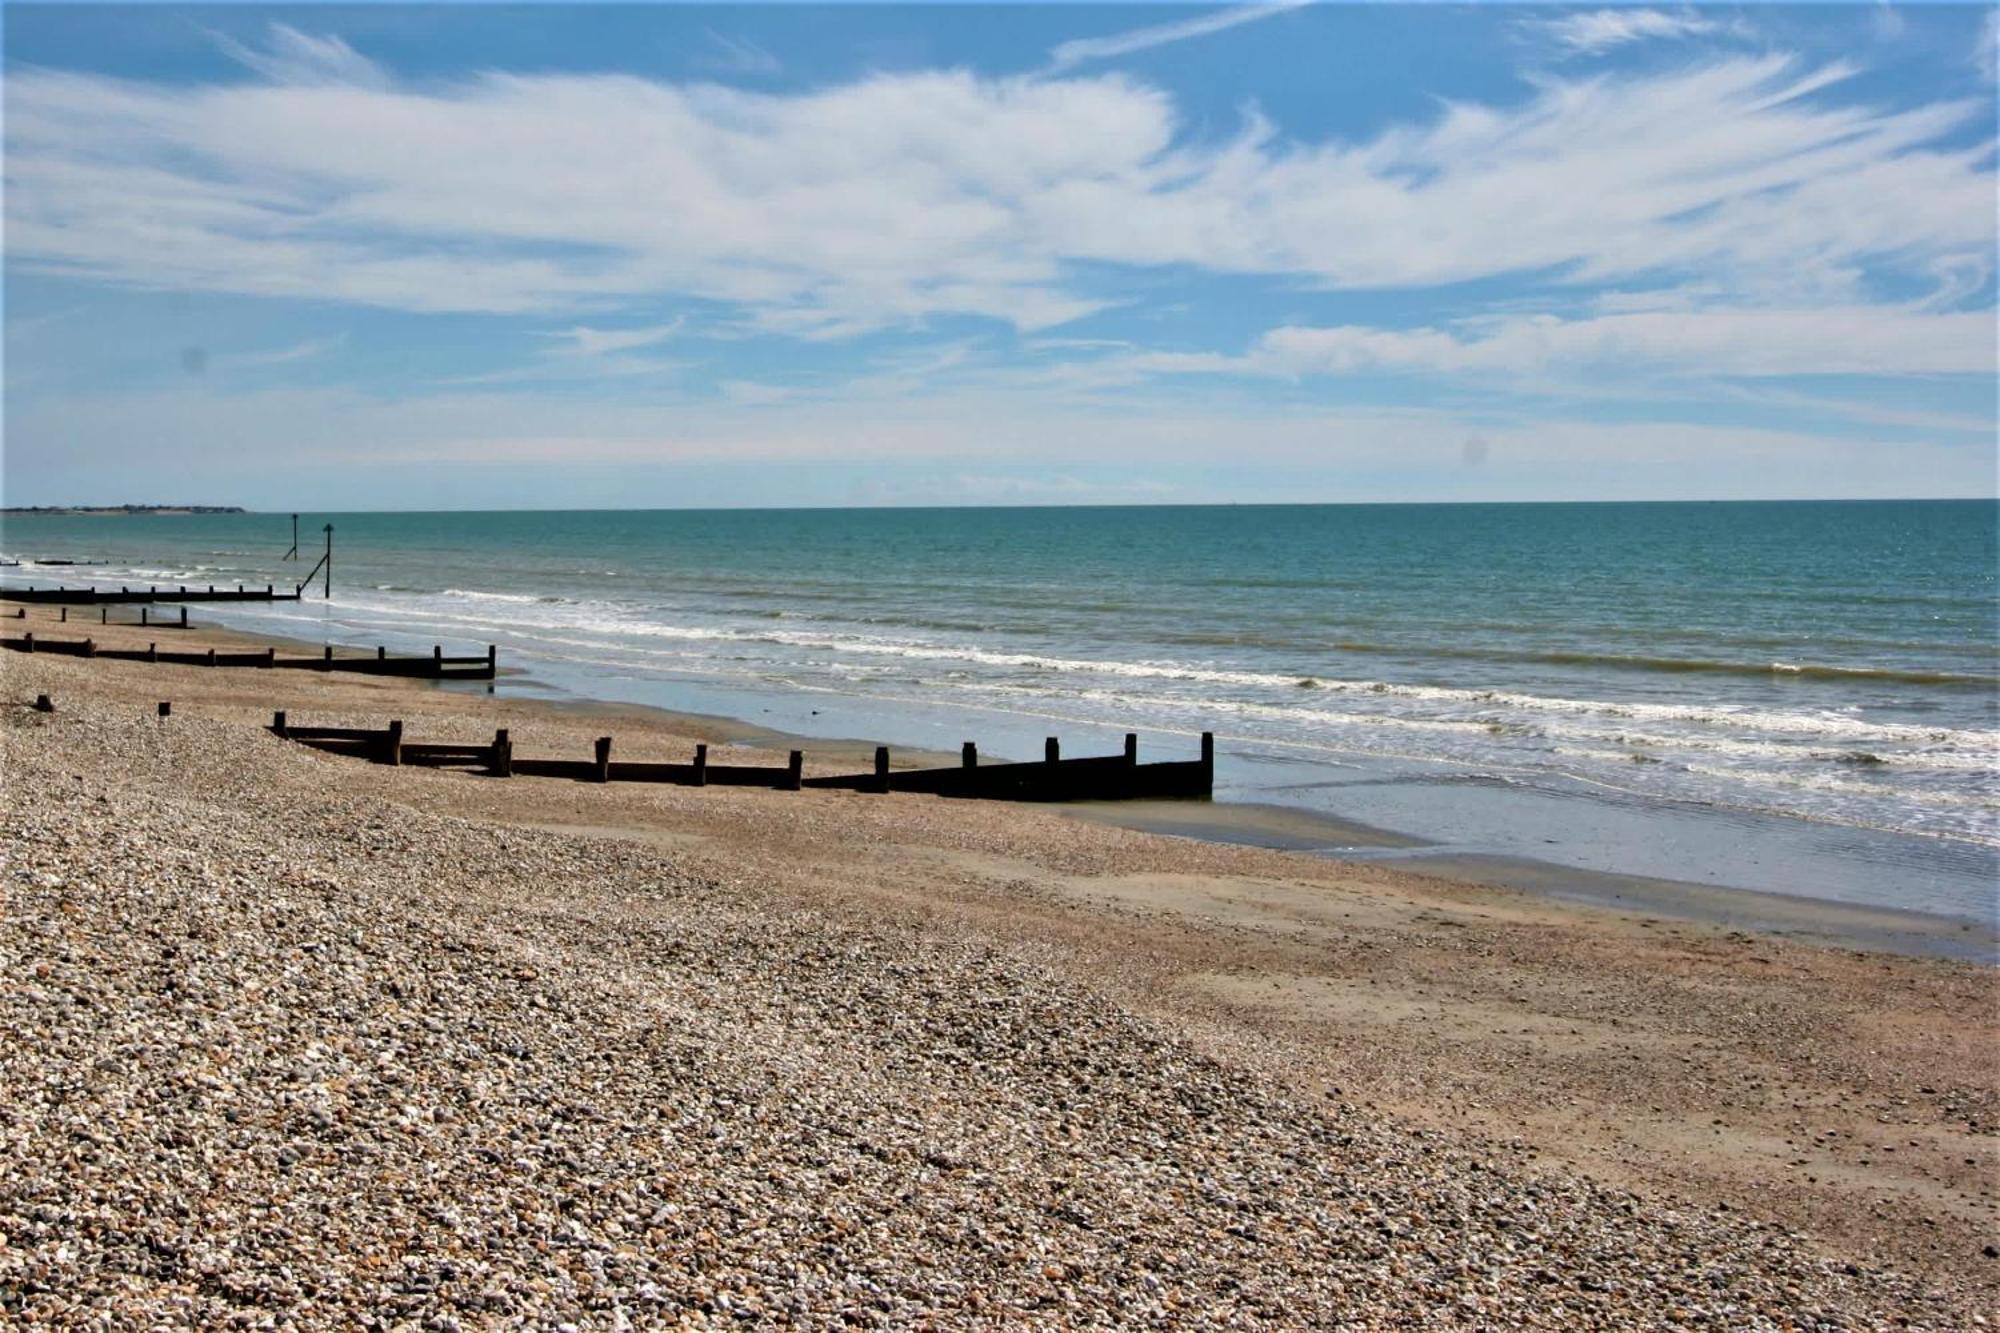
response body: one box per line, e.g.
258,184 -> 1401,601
5,500 -> 1996,928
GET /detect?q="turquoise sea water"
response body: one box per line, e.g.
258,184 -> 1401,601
5,501 -> 1995,920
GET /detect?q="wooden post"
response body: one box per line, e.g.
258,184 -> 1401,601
873,745 -> 890,794
1045,737 -> 1060,764
59,607 -> 66,623
22,632 -> 32,653
384,720 -> 404,767
157,702 -> 171,718
787,749 -> 804,791
267,584 -> 273,596
594,736 -> 612,782
693,743 -> 708,787
82,638 -> 96,658
1124,733 -> 1138,765
206,648 -> 217,667
323,644 -> 333,665
100,607 -> 107,625
141,607 -> 148,626
1201,731 -> 1215,789
378,645 -> 386,659
179,607 -> 188,628
148,643 -> 158,663
32,694 -> 53,713
433,645 -> 443,674
491,729 -> 512,777
487,644 -> 497,675
265,647 -> 276,668
962,741 -> 977,768
272,710 -> 288,736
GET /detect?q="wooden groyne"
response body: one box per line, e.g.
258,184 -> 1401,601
3,635 -> 497,681
1,584 -> 302,605
802,733 -> 1214,802
39,605 -> 195,628
268,713 -> 1214,802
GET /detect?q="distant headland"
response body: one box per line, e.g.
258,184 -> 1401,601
0,504 -> 248,516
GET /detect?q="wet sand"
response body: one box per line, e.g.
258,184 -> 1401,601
1068,802 -> 1997,964
4,602 -> 1997,1313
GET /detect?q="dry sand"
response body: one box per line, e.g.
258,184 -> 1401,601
3,605 -> 1996,1327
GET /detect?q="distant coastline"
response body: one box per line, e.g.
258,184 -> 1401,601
0,504 -> 247,516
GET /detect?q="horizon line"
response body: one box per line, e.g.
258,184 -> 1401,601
5,495 -> 1995,517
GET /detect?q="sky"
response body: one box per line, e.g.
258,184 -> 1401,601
3,2 -> 1996,510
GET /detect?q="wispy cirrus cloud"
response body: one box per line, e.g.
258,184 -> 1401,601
543,321 -> 685,357
441,322 -> 689,385
211,334 -> 346,370
1046,2 -> 1307,72
1131,305 -> 1996,382
211,22 -> 388,87
701,28 -> 781,77
3,28 -> 1990,352
1530,8 -> 1730,57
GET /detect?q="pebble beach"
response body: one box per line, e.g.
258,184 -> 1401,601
3,624 -> 1996,1328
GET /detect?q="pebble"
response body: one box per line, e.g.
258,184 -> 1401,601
0,655 -> 1979,1328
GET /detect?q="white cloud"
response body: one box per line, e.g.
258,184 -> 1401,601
1136,305 -> 1996,381
211,23 -> 388,88
1870,4 -> 1907,44
1534,8 -> 1722,57
437,320 -> 689,385
2,42 -> 1991,339
701,29 -> 781,77
1047,2 -> 1306,72
211,334 -> 345,370
544,321 -> 686,356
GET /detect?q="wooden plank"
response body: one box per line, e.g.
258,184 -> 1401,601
604,761 -> 699,784
280,725 -> 390,741
289,737 -> 380,758
506,758 -> 599,781
0,635 -> 491,678
703,764 -> 798,788
401,743 -> 497,761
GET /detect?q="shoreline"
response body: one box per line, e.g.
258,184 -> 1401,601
12,600 -> 1991,962
1066,800 -> 1998,963
5,616 -> 1998,1313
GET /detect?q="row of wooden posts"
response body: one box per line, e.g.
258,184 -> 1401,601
1,583 -> 302,605
2,634 -> 498,681
26,605 -> 194,628
271,712 -> 1216,802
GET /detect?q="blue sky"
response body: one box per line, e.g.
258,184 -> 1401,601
4,3 -> 1995,509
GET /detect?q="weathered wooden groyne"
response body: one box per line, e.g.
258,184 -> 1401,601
2,635 -> 497,681
1,583 -> 302,605
802,733 -> 1214,801
268,713 -> 1214,802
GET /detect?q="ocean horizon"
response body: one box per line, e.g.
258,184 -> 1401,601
6,497 -> 1995,922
